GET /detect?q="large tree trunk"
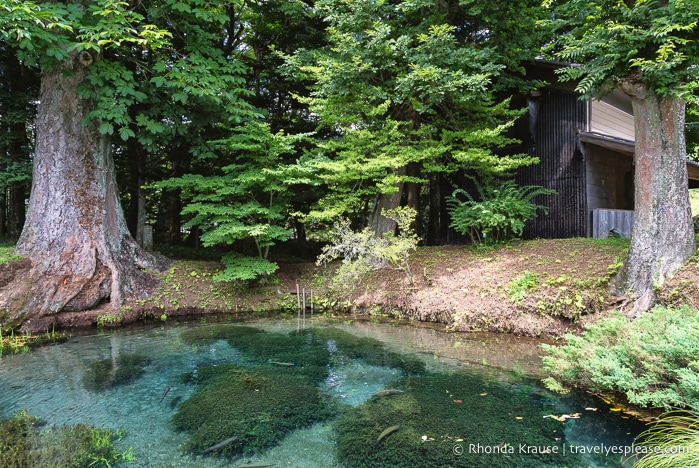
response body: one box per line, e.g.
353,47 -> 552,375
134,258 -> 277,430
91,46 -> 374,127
613,79 -> 695,317
0,51 -> 169,331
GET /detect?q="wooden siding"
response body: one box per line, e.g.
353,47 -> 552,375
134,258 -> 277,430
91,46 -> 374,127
516,89 -> 588,239
590,100 -> 635,140
591,209 -> 633,239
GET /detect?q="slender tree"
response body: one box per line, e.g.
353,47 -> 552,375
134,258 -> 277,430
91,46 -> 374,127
543,0 -> 699,316
0,48 -> 36,241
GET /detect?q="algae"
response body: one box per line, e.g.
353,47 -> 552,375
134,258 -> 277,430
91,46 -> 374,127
174,324 -> 429,458
0,410 -> 134,467
173,365 -> 337,457
82,353 -> 150,392
334,372 -> 585,467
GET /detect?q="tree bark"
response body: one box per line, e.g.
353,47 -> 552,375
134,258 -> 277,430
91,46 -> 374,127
369,167 -> 405,236
613,78 -> 695,317
0,51 -> 169,331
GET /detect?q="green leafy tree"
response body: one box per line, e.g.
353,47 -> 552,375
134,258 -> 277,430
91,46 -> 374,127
542,0 -> 699,316
286,0 -> 544,234
0,1 -> 259,329
158,122 -> 317,282
0,0 -> 176,329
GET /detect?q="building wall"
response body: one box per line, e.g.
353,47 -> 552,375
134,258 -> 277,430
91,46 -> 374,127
590,100 -> 635,140
585,145 -> 633,212
516,89 -> 588,239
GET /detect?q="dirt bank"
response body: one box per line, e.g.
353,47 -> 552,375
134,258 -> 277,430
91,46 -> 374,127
4,238 -> 699,336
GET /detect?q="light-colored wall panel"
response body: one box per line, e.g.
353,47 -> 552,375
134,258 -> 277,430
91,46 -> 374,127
590,100 -> 635,140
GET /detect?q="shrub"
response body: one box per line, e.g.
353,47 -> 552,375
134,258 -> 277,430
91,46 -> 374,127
446,179 -> 556,244
317,206 -> 419,294
542,306 -> 699,409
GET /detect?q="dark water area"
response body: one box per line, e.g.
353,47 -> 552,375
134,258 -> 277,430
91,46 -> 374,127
0,316 -> 647,467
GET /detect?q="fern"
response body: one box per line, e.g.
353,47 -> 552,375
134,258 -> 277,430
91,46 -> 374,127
446,179 -> 556,244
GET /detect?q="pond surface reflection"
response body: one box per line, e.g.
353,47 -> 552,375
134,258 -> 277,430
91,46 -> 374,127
0,316 -> 645,467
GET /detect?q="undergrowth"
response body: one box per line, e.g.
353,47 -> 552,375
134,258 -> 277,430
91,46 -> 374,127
542,305 -> 699,410
0,410 -> 135,467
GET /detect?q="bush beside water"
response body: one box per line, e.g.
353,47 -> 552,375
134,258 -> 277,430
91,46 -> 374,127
542,305 -> 699,409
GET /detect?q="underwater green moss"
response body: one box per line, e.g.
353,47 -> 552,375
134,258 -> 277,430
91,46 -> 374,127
334,372 -> 584,467
82,353 -> 150,392
310,327 -> 426,376
180,325 -> 425,385
173,324 -> 431,459
0,410 -> 38,467
0,411 -> 134,467
179,324 -> 263,346
173,365 -> 337,457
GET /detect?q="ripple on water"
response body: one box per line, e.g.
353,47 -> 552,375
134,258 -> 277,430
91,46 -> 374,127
0,319 -> 645,467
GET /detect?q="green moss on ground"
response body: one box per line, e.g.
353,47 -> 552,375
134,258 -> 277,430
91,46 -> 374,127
172,365 -> 337,457
0,410 -> 134,467
82,353 -> 151,392
335,372 -> 584,468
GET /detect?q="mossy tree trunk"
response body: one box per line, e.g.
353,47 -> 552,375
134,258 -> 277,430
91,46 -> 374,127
613,77 -> 695,317
0,51 -> 169,331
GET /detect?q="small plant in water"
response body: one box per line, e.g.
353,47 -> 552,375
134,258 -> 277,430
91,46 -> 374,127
0,325 -> 67,355
0,410 -> 135,467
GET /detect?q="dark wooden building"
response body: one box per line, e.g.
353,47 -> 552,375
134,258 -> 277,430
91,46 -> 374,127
511,60 -> 699,240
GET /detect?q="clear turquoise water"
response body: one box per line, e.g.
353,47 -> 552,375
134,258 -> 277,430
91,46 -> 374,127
0,317 -> 645,467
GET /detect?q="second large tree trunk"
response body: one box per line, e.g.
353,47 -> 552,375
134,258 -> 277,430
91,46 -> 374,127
0,51 -> 169,331
613,79 -> 695,317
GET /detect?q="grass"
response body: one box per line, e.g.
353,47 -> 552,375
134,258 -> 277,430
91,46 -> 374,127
632,407 -> 699,467
0,326 -> 67,355
0,244 -> 22,264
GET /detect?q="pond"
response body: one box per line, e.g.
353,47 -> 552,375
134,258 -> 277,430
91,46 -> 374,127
0,316 -> 647,467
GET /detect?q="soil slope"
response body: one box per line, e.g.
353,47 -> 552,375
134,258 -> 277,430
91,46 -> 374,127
4,238 -> 699,336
